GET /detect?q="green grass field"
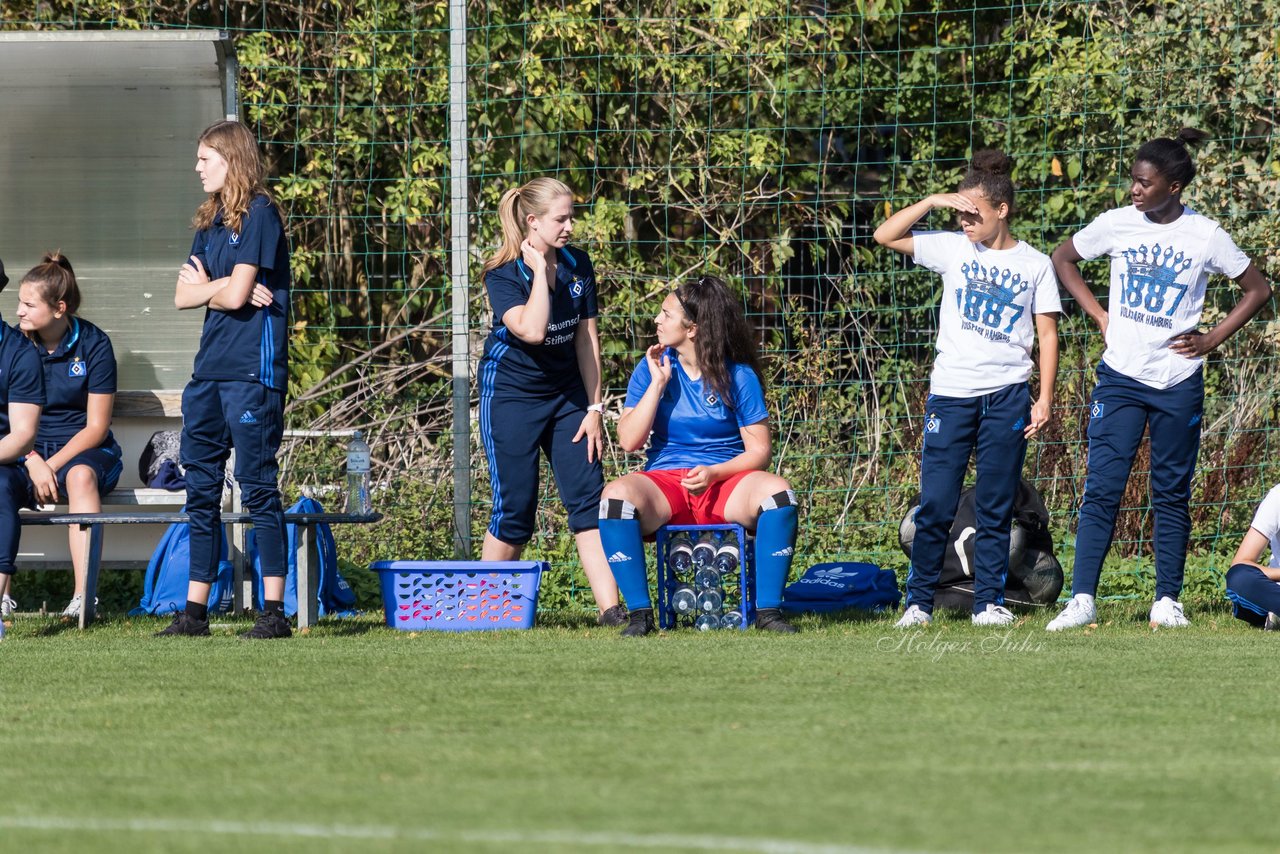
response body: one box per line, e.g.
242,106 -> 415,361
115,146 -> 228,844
3,605 -> 1277,854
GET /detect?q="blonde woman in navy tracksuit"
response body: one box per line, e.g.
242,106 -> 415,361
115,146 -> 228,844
1049,129 -> 1271,631
478,177 -> 623,626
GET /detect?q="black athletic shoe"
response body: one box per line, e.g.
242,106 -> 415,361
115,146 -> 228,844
754,608 -> 798,634
620,607 -> 655,637
598,604 -> 629,627
155,612 -> 210,637
240,610 -> 293,640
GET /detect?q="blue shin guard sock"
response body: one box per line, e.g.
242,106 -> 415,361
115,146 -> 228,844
754,492 -> 798,609
598,499 -> 651,610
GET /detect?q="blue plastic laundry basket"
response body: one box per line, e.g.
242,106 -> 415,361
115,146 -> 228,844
371,560 -> 545,631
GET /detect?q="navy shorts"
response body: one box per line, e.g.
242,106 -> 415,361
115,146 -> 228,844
478,378 -> 603,545
36,440 -> 124,499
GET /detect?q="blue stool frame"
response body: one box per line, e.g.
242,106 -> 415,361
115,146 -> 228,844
655,523 -> 755,630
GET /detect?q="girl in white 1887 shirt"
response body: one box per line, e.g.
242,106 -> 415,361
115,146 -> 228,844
1049,129 -> 1272,631
875,150 -> 1061,628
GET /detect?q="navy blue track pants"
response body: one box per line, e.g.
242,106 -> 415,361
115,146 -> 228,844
1071,363 -> 1202,600
181,379 -> 287,584
1225,563 -> 1280,627
907,382 -> 1029,613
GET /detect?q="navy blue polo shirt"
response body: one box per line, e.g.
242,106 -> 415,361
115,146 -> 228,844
33,316 -> 117,449
0,315 -> 45,436
189,194 -> 290,391
482,246 -> 598,390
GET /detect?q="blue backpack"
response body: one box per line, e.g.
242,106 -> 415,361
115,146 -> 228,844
250,496 -> 356,618
781,562 -> 901,614
130,520 -> 234,616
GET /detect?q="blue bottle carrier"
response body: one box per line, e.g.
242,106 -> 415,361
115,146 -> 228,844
371,560 -> 545,631
656,523 -> 755,631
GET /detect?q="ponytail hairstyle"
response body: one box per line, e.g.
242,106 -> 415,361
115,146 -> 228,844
192,120 -> 275,236
958,148 -> 1016,215
21,251 -> 80,318
669,274 -> 764,410
1134,128 -> 1209,188
482,177 -> 574,281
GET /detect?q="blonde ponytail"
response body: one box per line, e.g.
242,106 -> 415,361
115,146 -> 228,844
482,177 -> 573,282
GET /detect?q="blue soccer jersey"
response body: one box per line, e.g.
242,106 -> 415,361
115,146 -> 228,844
625,352 -> 769,470
189,194 -> 290,391
482,246 -> 598,391
33,317 -> 117,449
0,316 -> 45,435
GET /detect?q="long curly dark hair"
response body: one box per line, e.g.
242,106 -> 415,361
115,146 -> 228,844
670,274 -> 764,409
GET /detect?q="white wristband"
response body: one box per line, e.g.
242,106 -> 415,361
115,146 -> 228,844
586,403 -> 605,413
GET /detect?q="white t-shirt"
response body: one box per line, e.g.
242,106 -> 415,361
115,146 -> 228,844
912,230 -> 1061,397
1250,485 -> 1280,569
1072,205 -> 1250,390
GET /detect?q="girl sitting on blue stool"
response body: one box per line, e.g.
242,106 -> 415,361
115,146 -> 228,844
598,275 -> 799,636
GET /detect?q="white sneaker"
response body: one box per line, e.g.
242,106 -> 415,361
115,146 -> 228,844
1149,596 -> 1190,628
1,594 -> 15,617
895,604 -> 932,628
61,594 -> 98,619
972,604 -> 1015,626
1046,594 -> 1097,632
1265,612 -> 1279,632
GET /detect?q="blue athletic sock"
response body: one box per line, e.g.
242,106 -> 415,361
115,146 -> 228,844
754,492 -> 798,609
598,499 -> 650,610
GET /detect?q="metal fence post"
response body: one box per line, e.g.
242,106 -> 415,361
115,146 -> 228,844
448,0 -> 473,559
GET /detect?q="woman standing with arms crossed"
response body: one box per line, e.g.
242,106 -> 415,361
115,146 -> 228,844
479,177 -> 624,626
161,120 -> 291,639
1048,130 -> 1271,631
597,274 -> 800,636
0,260 -> 44,638
16,253 -> 123,618
874,150 -> 1061,627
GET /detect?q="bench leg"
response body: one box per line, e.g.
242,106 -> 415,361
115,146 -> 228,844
227,523 -> 246,615
296,524 -> 319,629
79,523 -> 104,630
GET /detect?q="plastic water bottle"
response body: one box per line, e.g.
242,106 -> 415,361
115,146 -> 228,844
667,533 -> 694,574
721,610 -> 744,630
694,613 -> 720,632
670,584 -> 697,617
695,588 -> 722,614
693,567 -> 721,591
346,431 -> 372,515
692,531 -> 718,568
713,536 -> 740,576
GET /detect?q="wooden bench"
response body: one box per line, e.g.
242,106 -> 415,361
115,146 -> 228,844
17,390 -> 380,629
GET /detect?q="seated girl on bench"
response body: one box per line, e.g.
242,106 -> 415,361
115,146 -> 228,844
1225,485 -> 1280,631
16,253 -> 122,619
